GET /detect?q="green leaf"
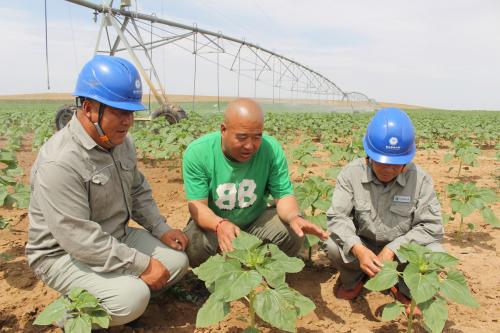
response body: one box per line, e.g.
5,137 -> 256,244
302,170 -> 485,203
397,243 -> 431,264
256,264 -> 286,288
0,151 -> 16,166
403,264 -> 440,304
6,191 -> 30,209
314,199 -> 331,213
0,216 -> 10,230
64,314 -> 92,333
253,287 -> 298,332
196,293 -> 230,327
481,207 -> 500,227
34,297 -> 68,325
420,296 -> 448,333
440,270 -> 479,308
303,234 -> 320,249
428,252 -> 458,268
381,301 -> 405,321
450,199 -> 463,214
443,153 -> 453,162
232,231 -> 263,251
193,254 -> 239,284
477,188 -> 497,204
364,261 -> 398,291
0,174 -> 16,185
309,214 -> 327,230
325,167 -> 341,180
262,244 -> 305,274
213,270 -> 262,302
6,167 -> 24,177
0,188 -> 9,206
226,249 -> 251,264
68,288 -> 85,301
89,309 -> 110,328
460,202 -> 476,217
276,284 -> 316,317
73,290 -> 98,309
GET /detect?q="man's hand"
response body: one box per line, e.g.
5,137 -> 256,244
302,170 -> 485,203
289,216 -> 329,240
216,220 -> 240,253
377,247 -> 395,263
351,244 -> 383,277
160,229 -> 188,251
139,258 -> 170,291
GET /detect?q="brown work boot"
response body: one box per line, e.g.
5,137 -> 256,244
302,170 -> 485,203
390,287 -> 422,317
335,280 -> 364,300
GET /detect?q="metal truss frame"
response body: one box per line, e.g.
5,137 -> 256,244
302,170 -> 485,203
65,0 -> 377,111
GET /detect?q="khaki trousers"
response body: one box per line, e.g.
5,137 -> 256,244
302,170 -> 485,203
38,228 -> 189,327
184,207 -> 303,267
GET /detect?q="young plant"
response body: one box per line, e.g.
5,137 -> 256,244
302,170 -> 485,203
365,243 -> 479,333
325,132 -> 364,165
0,149 -> 30,209
294,176 -> 332,260
289,141 -> 318,181
193,231 -> 315,333
443,138 -> 480,178
446,181 -> 499,239
34,288 -> 111,333
0,216 -> 10,229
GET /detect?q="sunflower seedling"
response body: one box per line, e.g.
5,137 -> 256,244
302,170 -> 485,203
446,181 -> 499,239
364,243 -> 479,333
193,231 -> 315,332
34,288 -> 111,333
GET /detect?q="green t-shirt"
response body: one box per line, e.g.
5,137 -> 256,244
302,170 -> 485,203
183,131 -> 293,228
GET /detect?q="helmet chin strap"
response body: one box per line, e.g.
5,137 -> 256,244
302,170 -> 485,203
93,102 -> 113,146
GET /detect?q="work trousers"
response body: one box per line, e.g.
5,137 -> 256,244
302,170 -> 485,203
37,228 -> 189,327
184,207 -> 303,267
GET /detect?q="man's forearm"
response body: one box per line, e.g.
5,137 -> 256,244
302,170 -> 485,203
275,195 -> 302,224
188,200 -> 226,232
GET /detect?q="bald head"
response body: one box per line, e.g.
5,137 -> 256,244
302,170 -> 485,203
220,98 -> 264,163
223,98 -> 264,128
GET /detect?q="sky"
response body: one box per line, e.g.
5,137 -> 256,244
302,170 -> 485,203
1,0 -> 499,110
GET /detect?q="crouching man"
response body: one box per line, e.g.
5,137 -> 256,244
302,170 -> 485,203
325,108 -> 444,313
26,55 -> 189,326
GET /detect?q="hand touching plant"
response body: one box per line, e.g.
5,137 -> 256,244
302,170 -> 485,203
193,231 -> 315,332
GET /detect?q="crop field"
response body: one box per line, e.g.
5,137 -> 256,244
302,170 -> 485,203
0,99 -> 499,333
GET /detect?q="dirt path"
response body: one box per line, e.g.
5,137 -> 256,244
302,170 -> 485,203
0,143 -> 499,333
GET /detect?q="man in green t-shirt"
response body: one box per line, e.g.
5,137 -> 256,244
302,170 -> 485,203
183,98 -> 328,267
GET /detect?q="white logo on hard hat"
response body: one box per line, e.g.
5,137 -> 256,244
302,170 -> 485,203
135,79 -> 141,89
389,137 -> 398,146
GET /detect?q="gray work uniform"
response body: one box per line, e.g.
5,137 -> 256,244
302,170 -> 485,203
324,158 -> 444,291
26,114 -> 188,326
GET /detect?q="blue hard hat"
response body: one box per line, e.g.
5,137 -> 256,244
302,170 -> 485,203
362,107 -> 416,164
73,55 -> 145,111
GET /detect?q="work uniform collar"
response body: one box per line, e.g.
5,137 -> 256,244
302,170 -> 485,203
68,113 -> 99,151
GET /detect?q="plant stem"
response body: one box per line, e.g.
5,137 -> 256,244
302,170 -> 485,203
406,299 -> 416,333
248,290 -> 256,328
458,215 -> 464,240
457,159 -> 462,178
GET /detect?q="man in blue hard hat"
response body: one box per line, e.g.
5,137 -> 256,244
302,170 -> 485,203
26,55 -> 189,327
324,108 -> 444,312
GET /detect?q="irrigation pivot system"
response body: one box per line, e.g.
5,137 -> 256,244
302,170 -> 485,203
54,0 -> 377,129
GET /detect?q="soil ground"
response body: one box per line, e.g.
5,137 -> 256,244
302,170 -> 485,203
0,136 -> 499,333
